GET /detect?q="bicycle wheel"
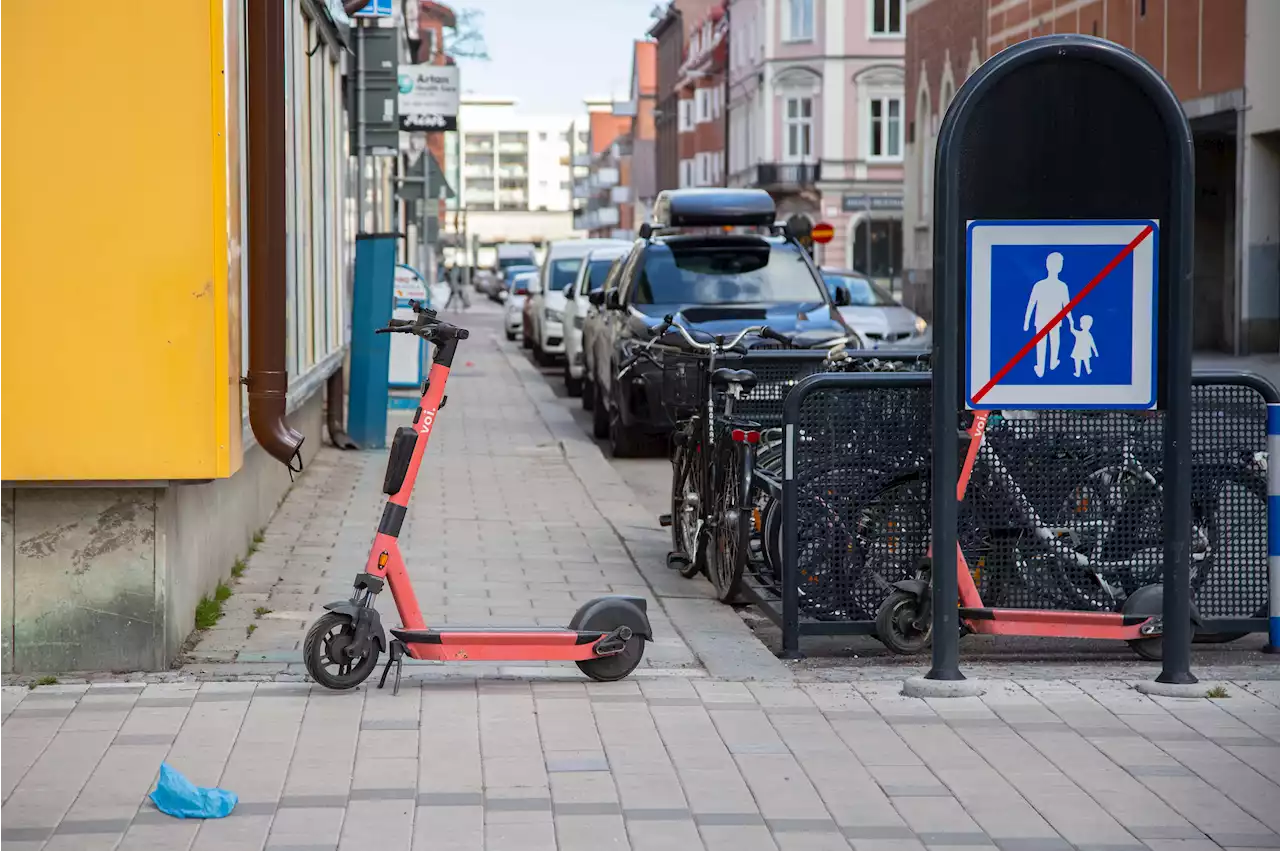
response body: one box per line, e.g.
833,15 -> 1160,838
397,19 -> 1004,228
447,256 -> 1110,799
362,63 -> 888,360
794,468 -> 928,622
670,429 -> 706,579
708,443 -> 749,603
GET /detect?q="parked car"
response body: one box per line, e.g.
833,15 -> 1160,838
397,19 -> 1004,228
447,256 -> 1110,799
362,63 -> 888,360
482,244 -> 538,299
563,245 -> 630,397
588,188 -> 857,456
526,238 -> 631,365
504,270 -> 537,341
494,263 -> 538,303
820,268 -> 928,348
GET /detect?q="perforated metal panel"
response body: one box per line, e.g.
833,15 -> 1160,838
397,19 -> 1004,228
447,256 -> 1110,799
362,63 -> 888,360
778,374 -> 1271,629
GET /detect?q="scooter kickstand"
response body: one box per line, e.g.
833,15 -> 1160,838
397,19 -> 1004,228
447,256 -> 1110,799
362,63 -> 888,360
378,640 -> 406,694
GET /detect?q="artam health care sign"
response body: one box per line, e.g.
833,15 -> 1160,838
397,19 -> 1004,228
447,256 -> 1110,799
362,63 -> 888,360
397,65 -> 460,132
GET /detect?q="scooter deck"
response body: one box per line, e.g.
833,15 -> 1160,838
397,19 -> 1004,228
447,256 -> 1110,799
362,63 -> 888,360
390,626 -> 611,662
960,607 -> 1153,640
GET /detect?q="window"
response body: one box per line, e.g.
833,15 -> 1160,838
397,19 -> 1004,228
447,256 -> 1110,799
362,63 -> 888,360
678,98 -> 694,132
679,159 -> 694,188
786,0 -> 814,41
538,131 -> 547,141
580,256 -> 622,295
871,0 -> 903,36
631,240 -> 827,306
784,97 -> 813,160
696,89 -> 711,124
868,96 -> 902,159
851,219 -> 904,278
821,273 -> 896,306
560,130 -> 571,143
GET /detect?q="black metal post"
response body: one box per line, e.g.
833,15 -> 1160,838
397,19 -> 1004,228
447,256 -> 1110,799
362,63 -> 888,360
926,135 -> 964,681
1158,115 -> 1197,684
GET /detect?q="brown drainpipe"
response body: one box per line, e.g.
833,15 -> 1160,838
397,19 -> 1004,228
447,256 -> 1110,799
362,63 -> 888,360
245,0 -> 305,471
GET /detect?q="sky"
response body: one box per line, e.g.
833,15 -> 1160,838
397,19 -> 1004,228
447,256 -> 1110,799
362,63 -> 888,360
453,0 -> 661,117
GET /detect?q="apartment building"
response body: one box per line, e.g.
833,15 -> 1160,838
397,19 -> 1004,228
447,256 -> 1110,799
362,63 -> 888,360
572,41 -> 659,240
727,0 -> 907,284
902,0 -> 1280,355
446,97 -> 584,259
676,4 -> 729,189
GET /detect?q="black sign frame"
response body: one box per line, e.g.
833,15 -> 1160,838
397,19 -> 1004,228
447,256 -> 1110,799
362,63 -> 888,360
928,35 -> 1196,687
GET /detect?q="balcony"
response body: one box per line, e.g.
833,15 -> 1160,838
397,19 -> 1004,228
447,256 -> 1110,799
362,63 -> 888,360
610,185 -> 630,204
591,167 -> 619,189
731,162 -> 821,192
572,153 -> 592,168
594,207 -> 620,227
573,184 -> 591,199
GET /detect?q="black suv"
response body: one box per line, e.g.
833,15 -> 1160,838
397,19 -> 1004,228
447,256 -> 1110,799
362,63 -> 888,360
585,188 -> 857,456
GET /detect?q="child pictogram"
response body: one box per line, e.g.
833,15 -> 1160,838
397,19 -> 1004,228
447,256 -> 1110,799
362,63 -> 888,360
1068,315 -> 1099,376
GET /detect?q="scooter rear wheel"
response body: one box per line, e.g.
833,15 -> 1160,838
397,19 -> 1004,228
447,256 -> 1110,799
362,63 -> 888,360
875,590 -> 933,655
576,635 -> 645,682
303,612 -> 381,690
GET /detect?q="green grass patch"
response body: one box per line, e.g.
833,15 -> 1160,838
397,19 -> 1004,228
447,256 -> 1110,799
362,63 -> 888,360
254,606 -> 272,619
30,675 -> 58,689
195,581 -> 232,630
247,529 -> 265,556
1206,685 -> 1230,699
230,558 -> 248,579
246,624 -> 257,637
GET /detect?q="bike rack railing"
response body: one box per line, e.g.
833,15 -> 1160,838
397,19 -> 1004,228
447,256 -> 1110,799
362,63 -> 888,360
751,369 -> 1280,659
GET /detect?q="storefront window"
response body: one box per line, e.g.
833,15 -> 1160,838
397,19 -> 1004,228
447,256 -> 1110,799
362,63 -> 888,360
851,218 -> 903,288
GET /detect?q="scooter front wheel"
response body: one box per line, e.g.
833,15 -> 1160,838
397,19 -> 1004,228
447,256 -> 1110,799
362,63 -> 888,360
303,612 -> 381,690
576,635 -> 645,682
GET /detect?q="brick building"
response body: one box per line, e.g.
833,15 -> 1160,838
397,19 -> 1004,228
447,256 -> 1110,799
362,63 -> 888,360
651,0 -> 723,195
676,3 -> 729,189
902,0 -> 1280,355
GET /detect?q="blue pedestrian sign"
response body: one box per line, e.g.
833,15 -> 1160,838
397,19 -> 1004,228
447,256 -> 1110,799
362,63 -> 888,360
965,219 -> 1159,410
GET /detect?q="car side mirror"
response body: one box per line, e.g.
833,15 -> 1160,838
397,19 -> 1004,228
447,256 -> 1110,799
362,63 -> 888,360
833,285 -> 852,307
588,290 -> 606,307
563,283 -> 575,297
606,290 -> 623,310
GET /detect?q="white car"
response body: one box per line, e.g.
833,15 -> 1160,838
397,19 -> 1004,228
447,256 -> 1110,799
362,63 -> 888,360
820,268 -> 929,348
504,271 -> 537,341
562,245 -> 630,397
527,238 -> 631,366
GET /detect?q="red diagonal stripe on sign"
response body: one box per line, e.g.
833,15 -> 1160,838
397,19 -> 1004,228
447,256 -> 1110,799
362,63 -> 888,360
971,224 -> 1154,404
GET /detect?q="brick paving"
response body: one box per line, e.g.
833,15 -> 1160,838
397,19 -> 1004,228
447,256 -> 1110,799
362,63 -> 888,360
6,306 -> 1280,849
4,678 -> 1280,850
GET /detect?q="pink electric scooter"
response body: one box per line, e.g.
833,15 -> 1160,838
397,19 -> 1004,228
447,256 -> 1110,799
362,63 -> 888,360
303,301 -> 652,694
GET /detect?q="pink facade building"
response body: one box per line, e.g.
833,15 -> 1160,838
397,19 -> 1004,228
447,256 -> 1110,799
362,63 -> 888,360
727,0 -> 905,281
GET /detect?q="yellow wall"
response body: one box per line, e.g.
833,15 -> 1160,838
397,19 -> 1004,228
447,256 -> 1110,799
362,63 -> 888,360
2,2 -> 240,480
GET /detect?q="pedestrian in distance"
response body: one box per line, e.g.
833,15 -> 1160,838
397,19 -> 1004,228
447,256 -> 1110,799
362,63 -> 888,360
444,263 -> 471,312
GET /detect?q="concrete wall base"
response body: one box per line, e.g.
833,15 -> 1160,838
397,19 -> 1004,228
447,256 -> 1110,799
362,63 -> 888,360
1,391 -> 325,675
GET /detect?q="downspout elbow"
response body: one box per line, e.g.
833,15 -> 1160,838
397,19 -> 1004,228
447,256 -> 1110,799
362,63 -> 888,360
246,370 -> 305,471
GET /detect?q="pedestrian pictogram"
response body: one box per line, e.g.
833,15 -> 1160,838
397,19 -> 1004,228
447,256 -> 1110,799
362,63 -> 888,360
965,219 -> 1159,410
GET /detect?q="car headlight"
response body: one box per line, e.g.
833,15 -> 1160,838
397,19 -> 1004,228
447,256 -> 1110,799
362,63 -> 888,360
914,316 -> 928,335
544,308 -> 563,323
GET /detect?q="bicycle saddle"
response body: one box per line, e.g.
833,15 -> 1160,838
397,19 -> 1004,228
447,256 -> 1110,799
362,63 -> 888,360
710,368 -> 758,391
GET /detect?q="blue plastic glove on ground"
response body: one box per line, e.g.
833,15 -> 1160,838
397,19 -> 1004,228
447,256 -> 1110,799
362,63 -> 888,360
149,763 -> 238,819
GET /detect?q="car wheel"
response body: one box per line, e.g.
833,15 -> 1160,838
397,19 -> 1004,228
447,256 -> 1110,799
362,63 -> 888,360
582,377 -> 595,410
609,386 -> 644,458
505,328 -> 517,341
565,365 -> 583,397
592,381 -> 610,439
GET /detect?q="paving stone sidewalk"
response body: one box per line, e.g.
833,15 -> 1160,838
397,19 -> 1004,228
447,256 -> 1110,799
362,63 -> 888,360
4,677 -> 1280,850
183,305 -> 702,679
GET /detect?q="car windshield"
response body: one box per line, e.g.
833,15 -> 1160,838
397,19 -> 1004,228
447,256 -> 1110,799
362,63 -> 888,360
498,256 -> 535,271
549,257 -> 583,289
510,273 -> 536,293
505,265 -> 537,281
582,258 -> 620,294
631,240 -> 825,305
823,273 -> 896,307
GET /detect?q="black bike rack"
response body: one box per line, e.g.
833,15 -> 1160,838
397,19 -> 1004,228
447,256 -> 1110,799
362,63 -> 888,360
754,369 -> 1278,660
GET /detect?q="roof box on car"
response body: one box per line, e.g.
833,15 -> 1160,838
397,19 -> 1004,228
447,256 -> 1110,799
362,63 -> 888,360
650,188 -> 776,229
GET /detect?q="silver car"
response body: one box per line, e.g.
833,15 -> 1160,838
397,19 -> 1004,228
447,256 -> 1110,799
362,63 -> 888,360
821,268 -> 928,348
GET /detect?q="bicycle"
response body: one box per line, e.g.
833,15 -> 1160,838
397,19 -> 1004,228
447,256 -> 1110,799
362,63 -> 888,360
617,317 -> 772,602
